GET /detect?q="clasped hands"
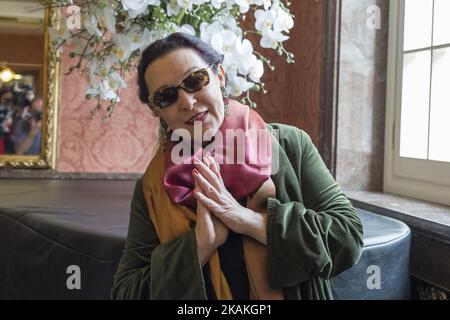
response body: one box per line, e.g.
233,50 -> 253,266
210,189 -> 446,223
193,151 -> 274,263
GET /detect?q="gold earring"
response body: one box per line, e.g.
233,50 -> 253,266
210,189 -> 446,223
220,85 -> 230,117
160,118 -> 172,152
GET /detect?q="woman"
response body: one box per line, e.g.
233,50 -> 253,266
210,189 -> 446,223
111,32 -> 364,300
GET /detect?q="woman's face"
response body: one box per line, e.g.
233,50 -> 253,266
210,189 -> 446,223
1,92 -> 13,105
144,48 -> 226,142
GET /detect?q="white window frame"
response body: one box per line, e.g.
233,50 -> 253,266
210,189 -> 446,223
384,0 -> 450,206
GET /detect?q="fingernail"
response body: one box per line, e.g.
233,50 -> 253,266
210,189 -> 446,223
194,157 -> 200,163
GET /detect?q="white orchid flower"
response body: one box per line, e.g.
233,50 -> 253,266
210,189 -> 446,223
273,6 -> 294,32
254,8 -> 277,32
87,59 -> 99,80
121,0 -> 160,18
101,7 -> 116,34
88,57 -> 115,79
202,13 -> 243,40
210,30 -> 239,55
86,82 -> 100,96
227,75 -> 254,96
225,0 -> 236,7
222,52 -> 239,75
177,24 -> 196,35
177,0 -> 194,11
108,71 -> 127,91
48,25 -> 71,46
139,28 -> 154,50
235,0 -> 264,13
95,71 -> 127,101
260,29 -> 288,49
249,59 -> 263,82
199,22 -> 212,42
241,38 -> 254,55
228,38 -> 254,75
193,0 -> 210,4
223,57 -> 239,85
121,0 -> 161,11
200,21 -> 225,44
238,53 -> 256,75
177,0 -> 209,11
237,52 -> 257,75
167,0 -> 181,16
262,0 -> 271,10
101,80 -> 120,101
84,14 -> 102,37
86,79 -> 119,101
112,33 -> 141,62
211,0 -> 226,9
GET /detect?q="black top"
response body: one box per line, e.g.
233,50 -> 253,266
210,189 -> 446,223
202,230 -> 250,300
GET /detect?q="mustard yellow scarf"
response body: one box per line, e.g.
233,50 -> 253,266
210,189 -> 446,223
142,143 -> 284,300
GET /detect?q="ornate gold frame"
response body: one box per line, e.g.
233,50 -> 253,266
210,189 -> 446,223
0,7 -> 60,169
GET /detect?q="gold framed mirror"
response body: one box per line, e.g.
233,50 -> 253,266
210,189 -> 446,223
0,1 -> 59,169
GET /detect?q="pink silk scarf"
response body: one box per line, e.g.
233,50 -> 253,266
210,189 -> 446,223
163,99 -> 272,209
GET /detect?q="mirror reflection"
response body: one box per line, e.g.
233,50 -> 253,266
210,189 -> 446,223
0,0 -> 44,155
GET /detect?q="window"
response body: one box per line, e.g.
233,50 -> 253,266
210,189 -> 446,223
384,0 -> 450,206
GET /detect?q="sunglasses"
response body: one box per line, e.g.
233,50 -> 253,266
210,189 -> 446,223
148,64 -> 215,109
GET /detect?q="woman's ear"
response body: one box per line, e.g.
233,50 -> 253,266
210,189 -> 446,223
217,63 -> 226,86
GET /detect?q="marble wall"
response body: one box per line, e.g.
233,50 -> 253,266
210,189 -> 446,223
336,0 -> 389,191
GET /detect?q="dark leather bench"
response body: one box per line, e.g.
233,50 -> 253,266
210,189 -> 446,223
0,179 -> 411,299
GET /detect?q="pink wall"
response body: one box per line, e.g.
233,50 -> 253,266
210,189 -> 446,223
57,53 -> 159,173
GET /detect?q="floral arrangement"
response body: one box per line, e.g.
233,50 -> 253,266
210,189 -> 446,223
44,0 -> 294,117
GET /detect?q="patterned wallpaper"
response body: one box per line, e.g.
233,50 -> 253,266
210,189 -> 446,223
57,53 -> 159,173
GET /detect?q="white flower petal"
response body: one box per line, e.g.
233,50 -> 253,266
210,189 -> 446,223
211,0 -> 226,9
177,24 -> 196,35
103,7 -> 116,34
249,59 -> 264,82
84,14 -> 102,37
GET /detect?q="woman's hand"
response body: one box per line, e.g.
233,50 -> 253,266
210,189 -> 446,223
192,152 -> 267,244
194,157 -> 229,266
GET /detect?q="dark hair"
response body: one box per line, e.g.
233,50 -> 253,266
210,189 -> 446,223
0,85 -> 13,101
137,32 -> 224,106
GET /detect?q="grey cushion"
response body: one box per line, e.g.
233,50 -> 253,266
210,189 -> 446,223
331,208 -> 411,299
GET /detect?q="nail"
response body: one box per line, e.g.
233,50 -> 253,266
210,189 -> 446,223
194,157 -> 200,164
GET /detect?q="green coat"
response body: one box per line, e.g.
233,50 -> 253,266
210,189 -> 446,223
111,123 -> 364,300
